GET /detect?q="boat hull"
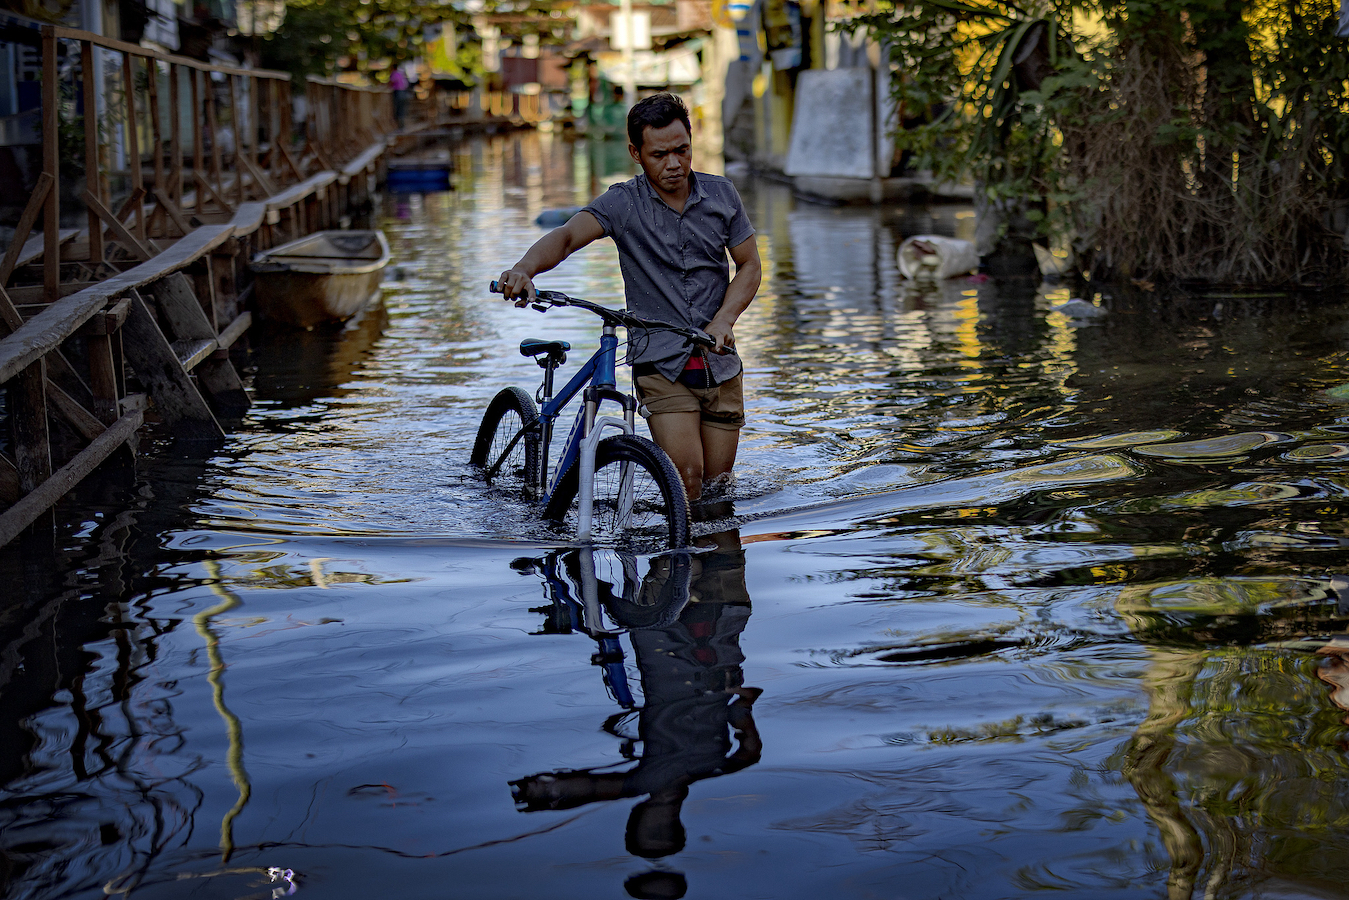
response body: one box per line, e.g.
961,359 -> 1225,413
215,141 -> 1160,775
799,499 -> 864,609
252,230 -> 390,329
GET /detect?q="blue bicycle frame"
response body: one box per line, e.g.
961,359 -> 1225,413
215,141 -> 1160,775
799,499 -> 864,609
536,321 -> 638,527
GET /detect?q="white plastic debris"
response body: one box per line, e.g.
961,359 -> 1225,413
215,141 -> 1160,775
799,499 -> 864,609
897,235 -> 979,280
1033,243 -> 1074,277
1050,298 -> 1107,319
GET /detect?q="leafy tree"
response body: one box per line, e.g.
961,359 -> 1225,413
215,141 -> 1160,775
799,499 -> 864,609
862,0 -> 1349,285
257,0 -> 479,84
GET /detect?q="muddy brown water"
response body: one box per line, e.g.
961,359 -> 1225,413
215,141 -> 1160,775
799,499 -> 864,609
5,132 -> 1349,899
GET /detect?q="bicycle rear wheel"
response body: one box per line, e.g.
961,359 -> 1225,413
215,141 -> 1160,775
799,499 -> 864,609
470,387 -> 540,499
544,435 -> 690,550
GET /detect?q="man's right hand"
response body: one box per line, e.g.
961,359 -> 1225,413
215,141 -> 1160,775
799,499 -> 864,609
498,269 -> 536,306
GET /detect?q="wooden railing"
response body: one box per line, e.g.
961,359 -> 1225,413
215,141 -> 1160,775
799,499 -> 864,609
0,27 -> 396,547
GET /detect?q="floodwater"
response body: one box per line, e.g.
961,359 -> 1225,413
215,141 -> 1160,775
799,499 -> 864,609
6,131 -> 1349,900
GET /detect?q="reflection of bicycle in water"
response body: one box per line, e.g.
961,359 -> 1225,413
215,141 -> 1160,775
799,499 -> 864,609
510,531 -> 760,899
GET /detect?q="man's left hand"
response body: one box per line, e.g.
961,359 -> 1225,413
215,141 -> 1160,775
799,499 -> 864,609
705,321 -> 736,355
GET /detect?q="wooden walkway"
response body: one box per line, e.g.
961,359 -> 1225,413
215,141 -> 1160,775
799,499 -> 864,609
0,27 -> 395,548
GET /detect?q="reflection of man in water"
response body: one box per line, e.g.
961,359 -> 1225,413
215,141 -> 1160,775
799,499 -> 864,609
511,531 -> 760,896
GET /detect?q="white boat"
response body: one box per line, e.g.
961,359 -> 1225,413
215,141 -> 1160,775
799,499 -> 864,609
251,230 -> 390,328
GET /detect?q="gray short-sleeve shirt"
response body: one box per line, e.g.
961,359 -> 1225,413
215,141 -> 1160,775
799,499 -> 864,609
583,171 -> 755,384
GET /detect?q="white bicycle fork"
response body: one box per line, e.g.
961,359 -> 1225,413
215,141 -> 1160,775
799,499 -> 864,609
575,413 -> 634,542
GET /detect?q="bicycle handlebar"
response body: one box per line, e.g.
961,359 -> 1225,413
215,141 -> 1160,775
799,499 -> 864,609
489,281 -> 725,353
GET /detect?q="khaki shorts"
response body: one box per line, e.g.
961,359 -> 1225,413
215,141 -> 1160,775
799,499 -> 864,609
635,369 -> 745,431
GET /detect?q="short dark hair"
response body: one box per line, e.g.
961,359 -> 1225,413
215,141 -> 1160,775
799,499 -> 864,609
627,92 -> 692,150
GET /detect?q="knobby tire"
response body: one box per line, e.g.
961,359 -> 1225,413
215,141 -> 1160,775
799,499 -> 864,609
470,387 -> 541,500
544,435 -> 691,550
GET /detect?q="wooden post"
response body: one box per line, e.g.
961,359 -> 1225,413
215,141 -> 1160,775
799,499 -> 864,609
248,74 -> 261,186
168,63 -> 183,204
122,52 -> 145,243
11,357 -> 51,493
278,80 -> 297,180
266,78 -> 280,185
120,289 -> 225,441
192,69 -> 205,214
81,40 -> 105,265
41,27 -> 59,305
147,58 -> 164,219
229,75 -> 244,204
0,173 -> 54,287
207,72 -> 224,206
87,329 -> 120,426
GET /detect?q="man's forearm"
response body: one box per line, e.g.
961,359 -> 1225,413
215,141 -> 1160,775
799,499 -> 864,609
511,229 -> 573,278
710,258 -> 762,330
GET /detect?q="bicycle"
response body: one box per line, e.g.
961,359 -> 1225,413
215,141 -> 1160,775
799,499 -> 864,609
470,283 -> 722,550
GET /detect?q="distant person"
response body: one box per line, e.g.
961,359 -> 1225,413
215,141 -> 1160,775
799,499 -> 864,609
390,67 -> 409,129
498,92 -> 762,503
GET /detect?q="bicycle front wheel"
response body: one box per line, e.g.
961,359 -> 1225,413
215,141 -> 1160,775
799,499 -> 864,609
544,435 -> 690,550
470,387 -> 540,500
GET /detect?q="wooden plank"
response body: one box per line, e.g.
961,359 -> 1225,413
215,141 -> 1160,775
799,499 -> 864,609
228,201 -> 267,236
194,171 -> 235,215
149,272 -> 249,416
217,310 -> 252,349
0,173 -> 53,286
9,229 -> 79,273
276,137 -> 305,182
10,357 -> 51,492
0,224 -> 234,386
0,283 -> 96,413
119,290 -> 223,440
47,378 -> 106,442
149,271 -> 214,340
265,171 -> 337,212
83,190 -> 155,261
0,410 -> 143,549
239,154 -> 277,198
7,283 -> 99,305
153,189 -> 193,237
173,338 -> 216,370
48,26 -> 290,79
0,452 -> 17,504
340,140 -> 385,183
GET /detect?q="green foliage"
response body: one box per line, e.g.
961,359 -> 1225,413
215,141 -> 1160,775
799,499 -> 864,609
257,0 -> 482,84
861,0 -> 1349,285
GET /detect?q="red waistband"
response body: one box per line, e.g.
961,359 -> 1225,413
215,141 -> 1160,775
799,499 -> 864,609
683,354 -> 706,370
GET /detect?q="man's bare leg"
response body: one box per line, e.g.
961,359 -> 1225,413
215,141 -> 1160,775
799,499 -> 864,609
700,423 -> 739,490
648,414 -> 741,501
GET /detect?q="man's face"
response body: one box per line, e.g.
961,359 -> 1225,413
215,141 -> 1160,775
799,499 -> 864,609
630,121 -> 693,194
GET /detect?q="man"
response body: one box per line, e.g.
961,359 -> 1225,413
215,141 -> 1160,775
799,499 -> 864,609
498,92 -> 762,502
